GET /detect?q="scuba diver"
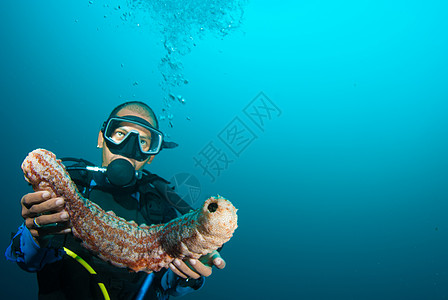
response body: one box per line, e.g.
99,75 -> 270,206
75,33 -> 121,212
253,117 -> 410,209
5,101 -> 226,299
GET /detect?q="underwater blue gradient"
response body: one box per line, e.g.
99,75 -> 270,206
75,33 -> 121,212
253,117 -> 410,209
1,0 -> 448,299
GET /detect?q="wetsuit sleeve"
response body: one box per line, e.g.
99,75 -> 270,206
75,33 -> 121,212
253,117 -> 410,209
5,223 -> 64,272
160,269 -> 205,297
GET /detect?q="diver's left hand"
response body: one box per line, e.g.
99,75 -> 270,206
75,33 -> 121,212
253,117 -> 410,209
169,250 -> 226,279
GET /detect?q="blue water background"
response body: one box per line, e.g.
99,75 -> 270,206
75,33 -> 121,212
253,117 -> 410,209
1,1 -> 448,299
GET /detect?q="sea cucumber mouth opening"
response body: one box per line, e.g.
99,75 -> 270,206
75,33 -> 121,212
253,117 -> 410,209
208,202 -> 218,213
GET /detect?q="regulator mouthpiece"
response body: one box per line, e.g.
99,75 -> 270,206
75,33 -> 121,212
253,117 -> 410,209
106,159 -> 135,187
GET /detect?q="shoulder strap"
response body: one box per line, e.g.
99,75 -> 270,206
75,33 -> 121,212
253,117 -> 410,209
139,170 -> 193,215
61,157 -> 95,197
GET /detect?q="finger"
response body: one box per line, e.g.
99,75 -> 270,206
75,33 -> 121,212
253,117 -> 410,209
27,197 -> 65,217
35,210 -> 70,226
171,258 -> 201,279
188,259 -> 212,277
212,253 -> 226,270
169,263 -> 188,279
199,251 -> 224,268
26,211 -> 70,229
21,191 -> 51,209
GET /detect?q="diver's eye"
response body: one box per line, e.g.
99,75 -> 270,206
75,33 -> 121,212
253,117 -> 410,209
140,139 -> 150,151
112,130 -> 126,142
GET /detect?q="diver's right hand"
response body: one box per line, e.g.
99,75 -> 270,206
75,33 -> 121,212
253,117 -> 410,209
21,191 -> 71,244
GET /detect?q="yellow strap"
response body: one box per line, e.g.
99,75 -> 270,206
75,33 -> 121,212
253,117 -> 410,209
63,247 -> 111,300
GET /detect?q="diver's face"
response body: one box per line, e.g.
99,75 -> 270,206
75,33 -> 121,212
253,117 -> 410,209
98,108 -> 156,170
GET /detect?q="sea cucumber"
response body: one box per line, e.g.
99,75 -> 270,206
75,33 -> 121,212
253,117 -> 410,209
21,149 -> 238,273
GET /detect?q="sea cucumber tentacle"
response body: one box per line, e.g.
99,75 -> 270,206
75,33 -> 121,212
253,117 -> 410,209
22,149 -> 238,273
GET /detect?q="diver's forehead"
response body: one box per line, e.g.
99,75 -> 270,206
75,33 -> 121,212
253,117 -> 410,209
116,108 -> 157,128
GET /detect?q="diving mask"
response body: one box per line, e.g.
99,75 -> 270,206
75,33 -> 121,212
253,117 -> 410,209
101,115 -> 164,161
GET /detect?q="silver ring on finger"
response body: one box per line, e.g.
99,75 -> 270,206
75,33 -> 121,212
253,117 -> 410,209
33,217 -> 42,228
